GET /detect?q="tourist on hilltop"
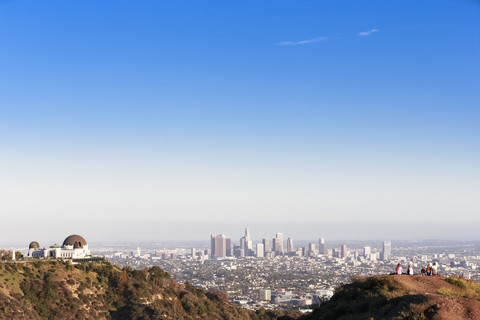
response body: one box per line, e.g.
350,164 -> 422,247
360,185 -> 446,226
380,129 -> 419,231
407,265 -> 414,275
396,263 -> 403,275
432,262 -> 439,276
426,264 -> 432,276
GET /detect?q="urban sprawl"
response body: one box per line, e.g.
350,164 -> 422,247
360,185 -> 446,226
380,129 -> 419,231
96,228 -> 480,311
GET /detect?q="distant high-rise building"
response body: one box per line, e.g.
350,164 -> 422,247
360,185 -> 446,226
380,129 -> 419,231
363,246 -> 371,256
275,233 -> 284,254
318,238 -> 326,255
244,228 -> 253,250
245,227 -> 251,242
296,247 -> 304,257
210,234 -> 226,258
240,237 -> 246,250
308,243 -> 316,255
383,241 -> 391,261
262,238 -> 270,253
226,238 -> 232,257
234,246 -> 245,258
274,238 -> 282,254
341,244 -> 347,258
256,243 -> 264,258
287,237 -> 294,253
259,289 -> 271,301
211,236 -> 216,257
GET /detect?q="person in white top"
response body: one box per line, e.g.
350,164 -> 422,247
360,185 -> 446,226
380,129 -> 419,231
407,265 -> 414,275
432,262 -> 438,276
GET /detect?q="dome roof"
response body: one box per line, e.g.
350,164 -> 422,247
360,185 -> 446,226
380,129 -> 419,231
29,241 -> 40,249
63,234 -> 87,248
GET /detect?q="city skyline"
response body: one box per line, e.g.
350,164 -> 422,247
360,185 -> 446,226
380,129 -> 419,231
206,226 -> 398,261
1,0 -> 479,243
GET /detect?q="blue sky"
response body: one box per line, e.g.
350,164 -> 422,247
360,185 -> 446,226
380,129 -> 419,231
0,0 -> 479,243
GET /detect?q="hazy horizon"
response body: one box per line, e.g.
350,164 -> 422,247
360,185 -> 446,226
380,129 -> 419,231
3,220 -> 480,248
1,1 -> 479,246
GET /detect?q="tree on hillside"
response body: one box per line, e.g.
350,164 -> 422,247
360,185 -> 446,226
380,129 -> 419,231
0,249 -> 12,261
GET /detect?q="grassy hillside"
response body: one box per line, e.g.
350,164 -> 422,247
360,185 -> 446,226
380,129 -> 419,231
301,274 -> 480,320
0,261 -> 300,320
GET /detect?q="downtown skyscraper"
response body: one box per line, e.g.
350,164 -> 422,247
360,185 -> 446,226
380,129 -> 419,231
210,234 -> 226,259
341,244 -> 347,259
318,238 -> 326,255
240,227 -> 253,256
287,237 -> 294,253
383,241 -> 391,261
262,238 -> 270,254
274,233 -> 283,255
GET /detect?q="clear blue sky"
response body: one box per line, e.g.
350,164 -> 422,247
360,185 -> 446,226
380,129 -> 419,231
1,0 -> 479,243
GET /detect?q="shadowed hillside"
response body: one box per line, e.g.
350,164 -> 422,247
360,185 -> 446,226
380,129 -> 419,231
0,261 -> 301,320
301,274 -> 480,320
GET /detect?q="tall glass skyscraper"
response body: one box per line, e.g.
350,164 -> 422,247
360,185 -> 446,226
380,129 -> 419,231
341,244 -> 347,258
275,233 -> 283,254
210,234 -> 226,258
262,238 -> 270,253
287,237 -> 294,253
383,241 -> 391,261
318,238 -> 326,255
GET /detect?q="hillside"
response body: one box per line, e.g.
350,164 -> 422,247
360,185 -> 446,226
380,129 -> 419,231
0,261 -> 300,320
302,274 -> 480,320
4,261 -> 480,320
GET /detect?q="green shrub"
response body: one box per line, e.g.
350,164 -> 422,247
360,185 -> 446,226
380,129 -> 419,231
440,276 -> 480,300
445,276 -> 468,289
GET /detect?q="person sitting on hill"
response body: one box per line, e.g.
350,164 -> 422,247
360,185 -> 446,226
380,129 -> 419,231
396,263 -> 403,275
432,262 -> 438,276
426,264 -> 432,276
407,265 -> 414,275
